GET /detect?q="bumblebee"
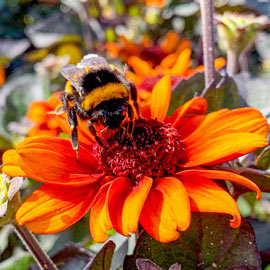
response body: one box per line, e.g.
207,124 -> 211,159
59,54 -> 140,152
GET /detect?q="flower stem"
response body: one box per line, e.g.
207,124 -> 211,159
200,0 -> 216,88
13,223 -> 59,270
227,50 -> 239,76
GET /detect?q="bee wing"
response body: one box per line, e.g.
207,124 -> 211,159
61,64 -> 88,89
79,54 -> 109,68
61,64 -> 79,81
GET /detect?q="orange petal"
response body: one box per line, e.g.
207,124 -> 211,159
16,182 -> 99,234
28,123 -> 59,137
107,176 -> 152,237
178,169 -> 261,199
126,71 -> 143,87
140,177 -> 190,243
185,107 -> 269,144
160,53 -> 178,69
160,31 -> 180,54
183,132 -> 268,167
150,75 -> 171,122
16,137 -> 100,185
56,114 -> 95,146
214,57 -> 226,70
170,48 -> 191,76
48,92 -> 62,109
145,0 -> 166,8
184,66 -> 204,78
182,107 -> 269,167
0,66 -> 5,86
173,115 -> 205,139
89,182 -> 113,243
128,56 -> 155,77
184,58 -> 226,78
27,101 -> 50,123
2,150 -> 26,177
175,39 -> 192,54
180,175 -> 241,228
168,97 -> 207,128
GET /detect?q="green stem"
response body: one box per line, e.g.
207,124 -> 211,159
13,223 -> 59,270
200,0 -> 216,88
226,50 -> 240,76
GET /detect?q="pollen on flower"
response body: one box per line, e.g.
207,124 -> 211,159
94,118 -> 187,180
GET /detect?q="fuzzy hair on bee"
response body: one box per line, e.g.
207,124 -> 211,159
58,54 -> 140,155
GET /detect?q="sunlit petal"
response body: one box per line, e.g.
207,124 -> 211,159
16,182 -> 99,234
180,175 -> 241,228
140,177 -> 190,243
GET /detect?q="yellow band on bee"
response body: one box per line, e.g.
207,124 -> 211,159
64,81 -> 74,94
81,82 -> 128,110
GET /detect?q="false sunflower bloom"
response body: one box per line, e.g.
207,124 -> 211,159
2,76 -> 268,243
126,47 -> 225,104
27,92 -> 61,137
127,48 -> 226,88
106,31 -> 191,67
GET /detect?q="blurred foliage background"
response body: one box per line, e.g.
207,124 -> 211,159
1,0 -> 270,269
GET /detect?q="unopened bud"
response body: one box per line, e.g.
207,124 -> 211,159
215,12 -> 269,54
0,174 -> 23,226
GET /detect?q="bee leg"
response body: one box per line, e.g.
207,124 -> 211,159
61,93 -> 69,111
129,82 -> 141,118
100,126 -> 109,146
120,126 -> 127,143
54,93 -> 69,115
68,107 -> 79,159
127,104 -> 135,136
88,120 -> 104,147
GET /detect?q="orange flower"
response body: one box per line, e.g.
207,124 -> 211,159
106,31 -> 191,67
27,92 -> 62,137
145,0 -> 166,8
127,48 -> 226,88
2,76 -> 268,243
127,49 -> 226,105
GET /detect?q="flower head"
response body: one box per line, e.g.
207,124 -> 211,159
215,12 -> 269,54
127,49 -> 225,88
2,76 -> 268,243
106,31 -> 191,67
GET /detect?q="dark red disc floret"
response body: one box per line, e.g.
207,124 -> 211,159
94,118 -> 186,181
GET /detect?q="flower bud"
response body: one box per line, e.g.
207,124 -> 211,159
215,12 -> 269,54
0,174 -> 23,226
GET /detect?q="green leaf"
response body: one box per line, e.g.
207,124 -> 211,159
86,241 -> 115,270
124,213 -> 261,270
240,169 -> 270,194
255,146 -> 270,171
168,72 -> 244,115
0,254 -> 33,270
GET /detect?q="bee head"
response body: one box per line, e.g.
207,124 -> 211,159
97,100 -> 127,129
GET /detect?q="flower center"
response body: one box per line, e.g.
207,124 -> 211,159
95,118 -> 186,181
